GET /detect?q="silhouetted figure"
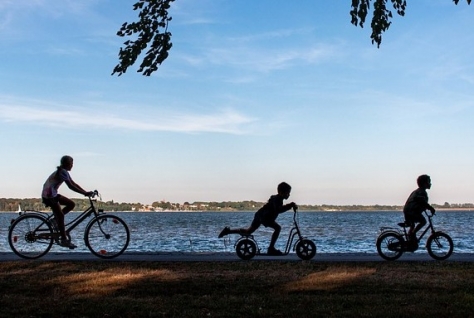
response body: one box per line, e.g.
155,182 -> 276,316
403,174 -> 435,241
42,155 -> 94,249
218,182 -> 297,255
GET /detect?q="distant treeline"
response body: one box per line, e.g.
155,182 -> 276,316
1,198 -> 473,212
0,198 -> 138,212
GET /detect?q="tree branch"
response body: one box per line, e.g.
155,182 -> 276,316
112,0 -> 174,76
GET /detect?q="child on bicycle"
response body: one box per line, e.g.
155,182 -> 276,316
218,182 -> 297,256
41,155 -> 94,249
403,174 -> 435,242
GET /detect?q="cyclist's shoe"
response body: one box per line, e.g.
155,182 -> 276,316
52,233 -> 61,245
406,241 -> 418,252
218,226 -> 230,238
267,247 -> 283,256
59,239 -> 77,249
49,218 -> 59,230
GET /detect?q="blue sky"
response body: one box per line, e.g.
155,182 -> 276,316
1,0 -> 473,206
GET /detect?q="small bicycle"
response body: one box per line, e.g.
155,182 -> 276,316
234,208 -> 317,260
376,209 -> 453,261
8,190 -> 130,259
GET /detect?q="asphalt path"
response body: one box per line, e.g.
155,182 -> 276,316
2,251 -> 474,262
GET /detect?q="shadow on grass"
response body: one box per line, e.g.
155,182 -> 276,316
1,261 -> 474,317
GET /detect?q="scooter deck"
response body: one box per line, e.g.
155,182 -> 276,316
256,252 -> 290,257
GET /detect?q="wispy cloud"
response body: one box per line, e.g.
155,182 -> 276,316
0,99 -> 257,135
46,46 -> 86,56
202,43 -> 338,73
0,0 -> 93,18
0,0 -> 99,40
226,28 -> 316,43
177,27 -> 342,74
177,41 -> 340,74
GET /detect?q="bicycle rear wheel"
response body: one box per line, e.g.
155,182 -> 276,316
85,214 -> 130,259
376,232 -> 404,261
8,214 -> 54,259
427,232 -> 453,260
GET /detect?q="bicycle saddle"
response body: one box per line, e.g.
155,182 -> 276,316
398,222 -> 413,228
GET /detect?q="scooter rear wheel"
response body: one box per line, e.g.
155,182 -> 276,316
235,238 -> 257,260
296,239 -> 316,260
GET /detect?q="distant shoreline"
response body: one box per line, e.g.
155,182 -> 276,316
2,197 -> 473,213
1,208 -> 474,213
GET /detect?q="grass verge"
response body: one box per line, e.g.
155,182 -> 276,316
1,260 -> 474,317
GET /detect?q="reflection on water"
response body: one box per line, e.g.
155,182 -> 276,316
0,211 -> 472,254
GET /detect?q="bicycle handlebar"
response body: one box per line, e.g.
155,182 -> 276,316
424,209 -> 436,217
87,190 -> 99,198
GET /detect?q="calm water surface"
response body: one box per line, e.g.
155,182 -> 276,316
0,211 -> 472,254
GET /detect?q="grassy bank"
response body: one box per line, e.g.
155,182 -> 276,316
1,260 -> 473,317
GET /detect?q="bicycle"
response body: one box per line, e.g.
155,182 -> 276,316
376,209 -> 453,261
8,190 -> 130,259
233,208 -> 317,260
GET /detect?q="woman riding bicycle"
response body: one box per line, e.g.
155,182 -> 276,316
41,155 -> 94,249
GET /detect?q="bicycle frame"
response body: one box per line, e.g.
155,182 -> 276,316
63,196 -> 104,235
378,211 -> 444,249
377,209 -> 453,261
14,193 -> 104,240
399,210 -> 438,243
9,190 -> 130,259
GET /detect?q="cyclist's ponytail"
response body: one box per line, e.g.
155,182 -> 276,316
55,155 -> 73,179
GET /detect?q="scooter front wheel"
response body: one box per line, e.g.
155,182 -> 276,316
235,238 -> 257,260
296,239 -> 316,260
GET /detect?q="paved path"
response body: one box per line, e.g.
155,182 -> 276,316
2,251 -> 474,262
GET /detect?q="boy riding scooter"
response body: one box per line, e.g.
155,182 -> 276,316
218,182 -> 297,255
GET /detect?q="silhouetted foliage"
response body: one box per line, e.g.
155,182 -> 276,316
113,0 -> 471,76
112,0 -> 174,76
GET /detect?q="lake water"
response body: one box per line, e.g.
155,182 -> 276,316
1,210 -> 473,254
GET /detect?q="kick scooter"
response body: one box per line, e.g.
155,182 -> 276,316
234,208 -> 317,260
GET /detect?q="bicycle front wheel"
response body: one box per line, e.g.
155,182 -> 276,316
8,214 -> 54,259
427,232 -> 453,260
85,214 -> 130,259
